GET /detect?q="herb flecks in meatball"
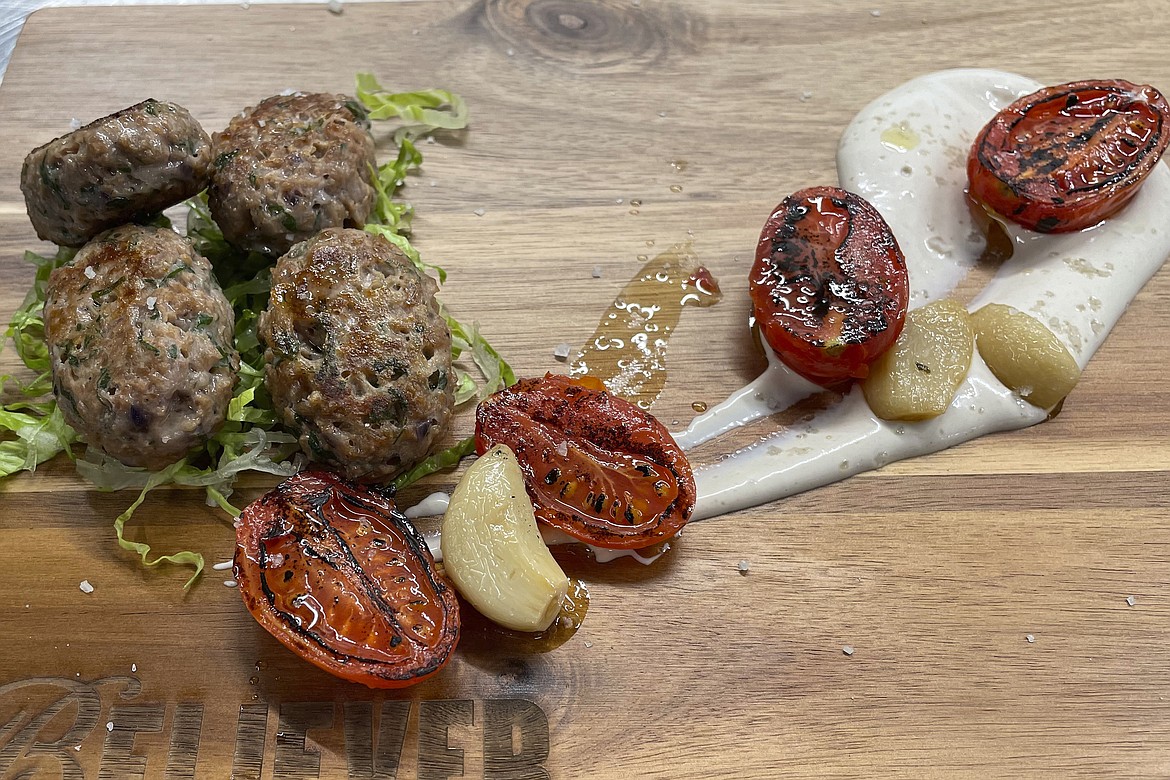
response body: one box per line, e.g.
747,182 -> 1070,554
21,100 -> 213,248
208,92 -> 376,257
44,224 -> 239,468
259,228 -> 454,481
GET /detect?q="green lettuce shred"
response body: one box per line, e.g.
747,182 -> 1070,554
0,248 -> 79,477
354,73 -> 469,141
1,73 -> 508,588
392,435 -> 476,491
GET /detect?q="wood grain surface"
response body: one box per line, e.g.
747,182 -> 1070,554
2,1 -> 1169,778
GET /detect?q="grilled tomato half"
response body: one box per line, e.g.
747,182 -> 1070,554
475,373 -> 695,550
968,79 -> 1170,232
234,469 -> 460,688
750,186 -> 909,387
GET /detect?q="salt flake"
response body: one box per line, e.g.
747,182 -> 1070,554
842,645 -> 854,656
1126,595 -> 1137,607
553,343 -> 572,361
79,580 -> 94,594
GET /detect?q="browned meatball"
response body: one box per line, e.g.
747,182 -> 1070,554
21,100 -> 213,248
44,224 -> 239,468
259,228 -> 454,481
208,93 -> 376,256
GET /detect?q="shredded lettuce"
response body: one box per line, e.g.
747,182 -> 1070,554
392,435 -> 476,491
354,73 -> 468,142
0,248 -> 78,477
1,73 -> 508,588
445,312 -> 518,398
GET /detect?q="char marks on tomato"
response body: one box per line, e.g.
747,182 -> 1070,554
475,374 -> 696,550
968,79 -> 1170,232
750,186 -> 908,386
234,469 -> 460,688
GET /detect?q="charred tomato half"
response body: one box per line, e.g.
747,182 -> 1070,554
475,373 -> 695,550
234,469 -> 460,688
750,186 -> 909,387
968,79 -> 1170,232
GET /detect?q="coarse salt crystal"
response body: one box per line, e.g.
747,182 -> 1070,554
800,91 -> 814,102
1126,595 -> 1137,606
84,266 -> 97,279
79,580 -> 94,594
737,560 -> 750,575
556,441 -> 569,458
553,343 -> 572,361
1025,634 -> 1035,643
69,118 -> 82,131
327,0 -> 343,14
842,645 -> 854,656
473,208 -> 486,217
592,266 -> 603,278
131,663 -> 137,672
870,9 -> 881,16
106,722 -> 114,732
145,296 -> 156,310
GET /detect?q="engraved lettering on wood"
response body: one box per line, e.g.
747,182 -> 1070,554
274,701 -> 333,780
417,700 -> 473,780
483,700 -> 550,780
98,703 -> 164,780
0,677 -> 114,780
231,703 -> 269,780
343,700 -> 411,780
163,702 -> 203,779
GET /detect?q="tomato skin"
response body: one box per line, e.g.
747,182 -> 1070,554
968,79 -> 1170,233
234,469 -> 460,689
750,186 -> 909,387
475,374 -> 695,550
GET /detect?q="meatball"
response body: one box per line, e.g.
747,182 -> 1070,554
22,100 -> 213,248
208,92 -> 376,256
44,224 -> 239,468
259,228 -> 454,481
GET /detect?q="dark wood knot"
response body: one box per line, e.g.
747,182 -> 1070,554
479,0 -> 705,74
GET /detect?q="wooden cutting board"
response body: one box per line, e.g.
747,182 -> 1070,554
2,1 -> 1169,777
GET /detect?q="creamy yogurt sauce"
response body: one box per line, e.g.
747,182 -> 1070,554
412,69 -> 1170,552
687,68 -> 1170,520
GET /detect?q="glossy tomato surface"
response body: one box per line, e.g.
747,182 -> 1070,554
968,79 -> 1170,233
750,186 -> 909,387
475,373 -> 696,550
234,469 -> 460,688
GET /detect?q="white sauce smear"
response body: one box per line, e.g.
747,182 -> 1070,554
410,69 -> 1170,558
686,68 -> 1170,521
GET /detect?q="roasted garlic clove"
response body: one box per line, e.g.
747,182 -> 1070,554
970,303 -> 1081,409
862,298 -> 974,421
440,444 -> 569,632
